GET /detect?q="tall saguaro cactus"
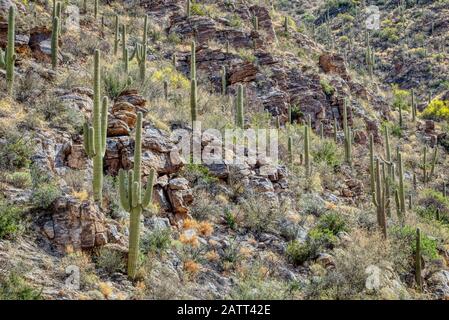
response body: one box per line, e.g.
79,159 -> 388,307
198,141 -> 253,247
415,228 -> 423,291
51,17 -> 59,70
0,7 -> 16,95
221,66 -> 227,95
343,99 -> 352,167
398,152 -> 406,220
190,79 -> 197,123
119,113 -> 155,279
83,50 -> 108,204
304,125 -> 310,177
114,14 -> 120,56
135,15 -> 148,82
236,84 -> 244,128
190,41 -> 196,80
369,134 -> 375,195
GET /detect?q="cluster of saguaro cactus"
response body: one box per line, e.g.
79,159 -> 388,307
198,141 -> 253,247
421,145 -> 438,185
342,99 -> 352,167
372,158 -> 389,238
0,6 -> 16,95
119,113 -> 155,279
190,41 -> 197,123
236,84 -> 244,128
83,50 -> 108,204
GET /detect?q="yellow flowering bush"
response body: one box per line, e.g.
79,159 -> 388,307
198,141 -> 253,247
421,99 -> 449,121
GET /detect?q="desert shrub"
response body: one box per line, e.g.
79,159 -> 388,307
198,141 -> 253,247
312,140 -> 341,167
298,193 -> 328,216
416,189 -> 449,224
0,272 -> 41,300
190,189 -> 220,221
316,212 -> 349,235
30,165 -> 61,209
141,228 -> 172,255
4,171 -> 32,188
0,201 -> 24,240
286,240 -> 315,265
421,99 -> 449,121
35,94 -> 84,133
0,132 -> 33,170
229,273 -> 294,300
102,64 -> 131,99
391,226 -> 439,261
392,85 -> 410,111
182,164 -> 218,186
239,193 -> 286,235
95,247 -> 126,275
320,79 -> 335,96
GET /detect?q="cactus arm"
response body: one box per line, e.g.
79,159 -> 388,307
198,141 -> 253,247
142,168 -> 155,208
119,169 -> 130,211
88,127 -> 95,156
101,96 -> 108,156
128,170 -> 134,207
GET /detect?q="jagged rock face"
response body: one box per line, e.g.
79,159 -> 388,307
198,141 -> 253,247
48,196 -> 109,252
319,53 -> 350,81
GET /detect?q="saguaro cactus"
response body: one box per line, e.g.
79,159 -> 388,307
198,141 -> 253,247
135,15 -> 148,82
94,0 -> 98,19
369,134 -> 375,194
372,158 -> 389,238
83,50 -> 108,203
163,80 -> 168,101
288,136 -> 293,165
51,17 -> 59,70
119,113 -> 155,279
190,41 -> 196,80
304,125 -> 310,177
415,228 -> 422,291
422,146 -> 428,185
190,79 -> 197,123
221,66 -> 227,95
398,152 -> 406,219
411,89 -> 416,122
186,0 -> 191,17
0,7 -> 16,95
236,84 -> 244,128
121,24 -> 127,61
343,100 -> 352,167
114,14 -> 120,56
429,145 -> 438,179
284,16 -> 289,33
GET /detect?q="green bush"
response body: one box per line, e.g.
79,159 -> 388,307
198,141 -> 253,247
95,247 -> 126,274
316,212 -> 348,235
391,226 -> 439,261
312,140 -> 341,167
421,99 -> 449,121
4,171 -> 32,188
31,183 -> 61,209
0,272 -> 42,300
286,240 -> 315,265
141,228 -> 172,255
417,189 -> 449,224
0,201 -> 24,240
0,132 -> 33,170
320,79 -> 335,96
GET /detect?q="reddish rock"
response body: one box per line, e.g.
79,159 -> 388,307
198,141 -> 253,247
319,53 -> 350,80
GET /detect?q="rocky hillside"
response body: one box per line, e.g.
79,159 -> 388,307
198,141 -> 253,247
0,0 -> 449,300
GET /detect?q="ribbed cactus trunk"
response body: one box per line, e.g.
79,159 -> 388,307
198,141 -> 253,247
288,136 -> 293,165
121,24 -> 127,61
0,7 -> 16,95
415,228 -> 422,291
343,99 -> 352,167
51,17 -> 59,70
94,0 -> 99,19
221,66 -> 227,95
83,50 -> 108,205
369,134 -> 375,195
304,125 -> 310,177
119,113 -> 155,279
373,159 -> 388,238
163,80 -> 168,100
186,0 -> 190,17
190,79 -> 197,123
236,84 -> 244,128
114,14 -> 119,56
423,146 -> 428,185
190,41 -> 196,80
411,89 -> 416,122
288,105 -> 292,125
398,152 -> 406,221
